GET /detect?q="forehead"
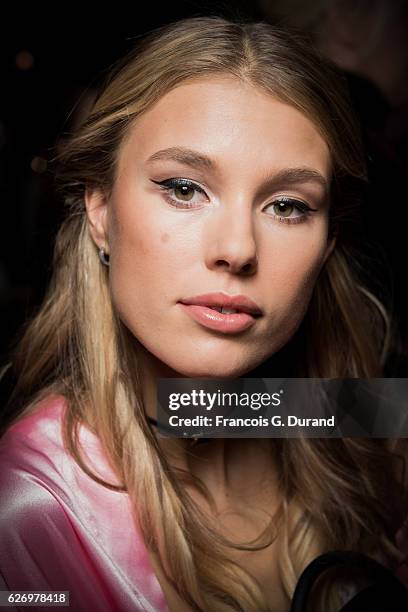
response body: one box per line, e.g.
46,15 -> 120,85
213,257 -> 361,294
119,76 -> 331,177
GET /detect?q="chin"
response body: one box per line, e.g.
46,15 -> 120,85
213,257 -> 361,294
170,359 -> 259,379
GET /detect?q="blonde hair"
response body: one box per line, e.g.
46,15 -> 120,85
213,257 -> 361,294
3,16 -> 408,611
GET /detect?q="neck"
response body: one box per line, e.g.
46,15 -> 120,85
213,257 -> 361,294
136,346 -> 235,497
136,345 -> 276,507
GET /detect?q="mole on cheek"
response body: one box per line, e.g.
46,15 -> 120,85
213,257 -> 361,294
161,232 -> 170,244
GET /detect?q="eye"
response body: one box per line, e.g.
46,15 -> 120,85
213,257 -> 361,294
264,196 -> 317,225
151,178 -> 208,208
151,179 -> 318,222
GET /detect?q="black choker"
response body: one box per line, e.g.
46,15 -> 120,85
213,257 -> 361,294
147,415 -> 212,445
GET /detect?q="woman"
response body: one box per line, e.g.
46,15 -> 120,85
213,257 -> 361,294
0,16 -> 407,612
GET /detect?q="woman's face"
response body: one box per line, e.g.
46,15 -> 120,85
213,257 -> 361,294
86,76 -> 335,377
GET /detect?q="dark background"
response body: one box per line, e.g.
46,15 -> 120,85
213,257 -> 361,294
1,1 -> 408,375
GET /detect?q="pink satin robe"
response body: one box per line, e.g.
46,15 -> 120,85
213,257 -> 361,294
0,394 -> 169,611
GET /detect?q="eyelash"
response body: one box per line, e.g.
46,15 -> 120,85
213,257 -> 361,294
151,178 -> 317,225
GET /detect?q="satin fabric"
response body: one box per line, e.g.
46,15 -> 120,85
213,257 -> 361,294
1,394 -> 407,611
0,394 -> 169,611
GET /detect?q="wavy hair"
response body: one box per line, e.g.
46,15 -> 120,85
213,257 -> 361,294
3,16 -> 408,611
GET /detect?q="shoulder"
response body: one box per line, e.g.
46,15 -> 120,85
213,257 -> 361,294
0,393 -> 68,472
0,395 -> 106,581
0,394 -> 72,522
1,392 -> 67,444
0,465 -> 73,540
0,392 -> 123,507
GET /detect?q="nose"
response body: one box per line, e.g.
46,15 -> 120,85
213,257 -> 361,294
204,205 -> 258,276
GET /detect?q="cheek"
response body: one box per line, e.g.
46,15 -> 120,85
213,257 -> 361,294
282,247 -> 323,296
110,199 -> 170,278
264,231 -> 328,324
107,201 -> 190,334
113,194 -> 196,265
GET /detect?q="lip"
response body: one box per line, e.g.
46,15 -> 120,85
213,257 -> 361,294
178,292 -> 262,334
179,292 -> 263,316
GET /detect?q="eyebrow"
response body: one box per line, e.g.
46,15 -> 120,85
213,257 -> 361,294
146,146 -> 329,195
146,146 -> 214,170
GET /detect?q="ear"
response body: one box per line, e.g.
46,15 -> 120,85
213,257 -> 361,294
323,235 -> 336,264
84,187 -> 109,251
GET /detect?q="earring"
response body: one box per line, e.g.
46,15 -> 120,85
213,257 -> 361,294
98,247 -> 110,266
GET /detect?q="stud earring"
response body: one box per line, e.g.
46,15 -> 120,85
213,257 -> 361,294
98,247 -> 110,266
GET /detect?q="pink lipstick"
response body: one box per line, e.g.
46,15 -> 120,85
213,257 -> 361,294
178,292 -> 262,334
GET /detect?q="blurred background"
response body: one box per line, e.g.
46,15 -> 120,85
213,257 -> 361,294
1,0 -> 408,378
